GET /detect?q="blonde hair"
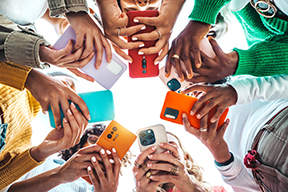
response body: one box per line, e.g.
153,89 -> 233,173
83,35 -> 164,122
155,132 -> 210,192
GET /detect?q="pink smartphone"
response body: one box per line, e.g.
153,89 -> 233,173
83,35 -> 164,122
53,26 -> 127,89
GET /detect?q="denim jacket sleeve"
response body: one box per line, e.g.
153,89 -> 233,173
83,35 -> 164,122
48,0 -> 88,17
0,14 -> 50,69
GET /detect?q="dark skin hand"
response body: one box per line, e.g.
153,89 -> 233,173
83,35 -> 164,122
181,84 -> 237,130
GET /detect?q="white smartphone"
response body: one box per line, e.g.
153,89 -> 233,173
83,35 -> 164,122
137,124 -> 168,154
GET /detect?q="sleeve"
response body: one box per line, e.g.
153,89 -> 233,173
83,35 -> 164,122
234,34 -> 288,76
188,0 -> 231,24
0,148 -> 43,190
0,62 -> 32,91
0,23 -> 50,69
215,154 -> 261,192
48,0 -> 88,17
230,75 -> 288,105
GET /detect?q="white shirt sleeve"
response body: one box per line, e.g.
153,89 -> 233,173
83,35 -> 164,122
215,154 -> 261,192
229,75 -> 288,105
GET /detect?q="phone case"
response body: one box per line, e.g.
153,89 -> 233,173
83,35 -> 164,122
48,90 -> 115,128
160,91 -> 229,129
96,120 -> 137,160
127,10 -> 159,78
137,124 -> 168,154
53,26 -> 127,89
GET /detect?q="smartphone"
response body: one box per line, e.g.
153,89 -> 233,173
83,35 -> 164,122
48,90 -> 115,128
160,91 -> 229,129
53,26 -> 127,89
137,124 -> 168,154
158,38 -> 215,92
127,10 -> 159,78
96,120 -> 137,160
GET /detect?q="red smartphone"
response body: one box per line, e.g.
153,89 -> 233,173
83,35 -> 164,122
127,10 -> 159,78
160,91 -> 229,129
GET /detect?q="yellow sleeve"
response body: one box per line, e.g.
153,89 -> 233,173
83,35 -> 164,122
0,62 -> 32,90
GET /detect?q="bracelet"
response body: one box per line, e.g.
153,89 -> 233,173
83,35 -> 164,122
215,152 -> 234,166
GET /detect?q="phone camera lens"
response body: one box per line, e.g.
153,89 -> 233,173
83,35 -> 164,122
107,134 -> 112,139
147,134 -> 153,140
142,140 -> 148,145
142,70 -> 147,74
140,132 -> 146,138
112,126 -> 117,131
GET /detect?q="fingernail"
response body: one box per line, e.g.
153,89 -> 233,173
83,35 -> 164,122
112,148 -> 116,153
141,26 -> 146,30
91,156 -> 96,163
100,149 -> 105,154
211,118 -> 216,123
148,155 -> 153,159
165,73 -> 169,78
196,63 -> 201,68
159,143 -> 164,146
132,37 -> 138,41
147,163 -> 152,167
190,111 -> 195,116
138,51 -> 144,55
87,166 -> 92,171
139,44 -> 145,48
196,114 -> 201,119
150,176 -> 154,179
109,159 -> 114,163
182,113 -> 187,118
208,36 -> 213,41
134,19 -> 139,23
57,125 -> 62,129
43,111 -> 47,115
152,146 -> 156,150
67,109 -> 72,115
154,61 -> 159,65
87,114 -> 91,121
63,118 -> 67,123
106,150 -> 111,155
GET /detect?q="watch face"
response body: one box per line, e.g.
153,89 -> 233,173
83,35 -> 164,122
167,78 -> 181,92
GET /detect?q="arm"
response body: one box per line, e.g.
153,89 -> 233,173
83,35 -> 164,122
47,0 -> 88,17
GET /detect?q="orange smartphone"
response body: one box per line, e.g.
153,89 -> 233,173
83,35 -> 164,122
96,120 -> 137,160
160,91 -> 229,129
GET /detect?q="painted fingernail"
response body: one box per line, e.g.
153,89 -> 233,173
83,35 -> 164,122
150,176 -> 154,179
100,149 -> 105,154
211,118 -> 216,123
190,111 -> 195,116
152,146 -> 156,150
148,155 -> 153,159
139,44 -> 145,48
134,19 -> 139,23
109,159 -> 114,163
87,166 -> 92,171
87,114 -> 91,121
147,163 -> 152,167
71,102 -> 76,109
57,125 -> 62,129
196,114 -> 201,119
63,118 -> 67,123
67,109 -> 72,116
138,51 -> 144,55
91,156 -> 96,163
106,150 -> 111,155
141,26 -> 146,30
208,36 -> 213,41
196,63 -> 201,68
154,61 -> 159,65
159,143 -> 164,146
112,148 -> 116,153
132,37 -> 138,41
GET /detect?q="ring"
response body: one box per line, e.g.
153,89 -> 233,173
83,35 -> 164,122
170,165 -> 179,175
199,128 -> 207,132
156,29 -> 162,39
141,163 -> 147,170
172,54 -> 180,60
145,171 -> 152,179
134,161 -> 141,168
117,27 -> 121,37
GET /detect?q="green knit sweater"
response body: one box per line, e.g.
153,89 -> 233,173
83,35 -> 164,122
189,0 -> 288,76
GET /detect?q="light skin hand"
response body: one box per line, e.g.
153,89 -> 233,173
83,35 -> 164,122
182,113 -> 231,163
30,103 -> 88,162
165,20 -> 211,81
190,37 -> 239,83
66,11 -> 112,69
88,148 -> 121,192
24,69 -> 90,129
181,84 -> 237,129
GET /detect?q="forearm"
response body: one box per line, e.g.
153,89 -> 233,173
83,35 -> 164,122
8,167 -> 63,192
230,75 -> 288,105
48,0 -> 88,17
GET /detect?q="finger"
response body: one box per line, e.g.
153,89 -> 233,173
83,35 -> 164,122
112,44 -> 132,63
67,68 -> 94,82
150,175 -> 177,183
61,51 -> 95,68
182,43 -> 193,79
111,148 -> 121,176
181,84 -> 211,95
199,113 -> 209,130
61,118 -> 73,147
211,105 -> 228,123
70,102 -> 88,134
208,37 -> 226,60
132,30 -> 160,41
110,36 -> 144,50
135,146 -> 157,166
191,40 -> 202,68
74,32 -> 85,51
101,35 -> 112,63
67,90 -> 91,121
147,162 -> 179,173
50,100 -> 62,130
218,119 -> 230,137
87,166 -> 99,187
138,36 -> 167,55
120,25 -> 146,37
93,36 -> 104,69
66,108 -> 79,146
100,149 -> 113,179
165,44 -> 174,78
81,33 -> 93,60
158,143 -> 179,159
133,16 -> 159,26
171,40 -> 184,82
148,153 -> 181,166
154,42 -> 169,64
78,144 -> 103,154
56,45 -> 83,65
182,113 -> 199,137
55,40 -> 74,60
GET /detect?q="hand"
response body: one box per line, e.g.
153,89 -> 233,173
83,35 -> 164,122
66,11 -> 112,69
181,84 -> 237,129
190,37 -> 239,83
88,148 -> 121,192
166,20 -> 211,81
182,113 -> 231,163
133,146 -> 160,192
96,0 -> 145,57
133,0 -> 185,63
24,69 -> 90,129
57,145 -> 104,183
31,103 -> 88,161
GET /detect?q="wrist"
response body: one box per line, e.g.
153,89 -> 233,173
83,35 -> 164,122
228,51 -> 239,75
24,69 -> 36,90
215,152 -> 234,166
214,151 -> 232,165
30,145 -> 47,162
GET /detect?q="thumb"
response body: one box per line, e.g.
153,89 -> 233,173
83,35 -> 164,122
208,36 -> 225,60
